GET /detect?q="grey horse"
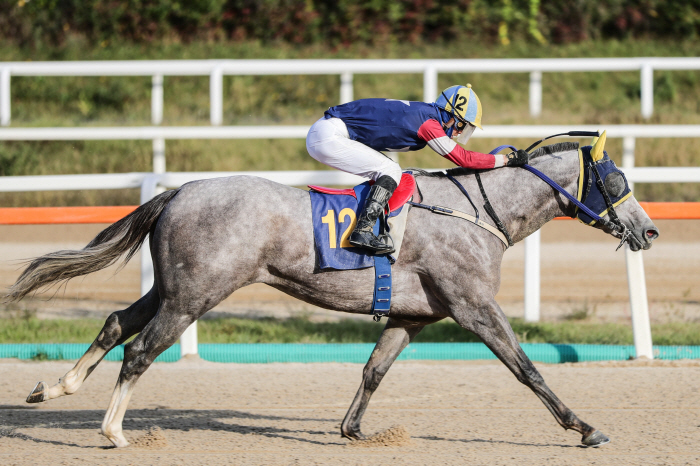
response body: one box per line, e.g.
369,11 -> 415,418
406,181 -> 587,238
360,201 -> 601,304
6,140 -> 659,449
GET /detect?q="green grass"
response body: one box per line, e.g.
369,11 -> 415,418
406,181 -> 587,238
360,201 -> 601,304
1,315 -> 699,346
1,38 -> 700,206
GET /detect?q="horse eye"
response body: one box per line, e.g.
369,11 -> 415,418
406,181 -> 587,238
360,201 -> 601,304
604,172 -> 626,198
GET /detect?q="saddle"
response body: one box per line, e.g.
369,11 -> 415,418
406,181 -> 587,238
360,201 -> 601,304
308,172 -> 418,214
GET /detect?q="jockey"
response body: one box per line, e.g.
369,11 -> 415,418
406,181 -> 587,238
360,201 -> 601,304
306,83 -> 529,254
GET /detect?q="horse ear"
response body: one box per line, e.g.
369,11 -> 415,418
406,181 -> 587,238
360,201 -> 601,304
591,130 -> 607,162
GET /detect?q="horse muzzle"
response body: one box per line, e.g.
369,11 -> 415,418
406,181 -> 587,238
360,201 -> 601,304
627,224 -> 659,251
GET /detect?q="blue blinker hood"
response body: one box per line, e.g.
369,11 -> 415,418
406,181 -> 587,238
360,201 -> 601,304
576,145 -> 632,225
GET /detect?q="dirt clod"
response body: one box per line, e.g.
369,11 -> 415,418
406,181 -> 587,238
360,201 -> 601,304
350,426 -> 411,447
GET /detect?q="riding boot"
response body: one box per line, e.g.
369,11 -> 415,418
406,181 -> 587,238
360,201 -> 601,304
349,175 -> 397,254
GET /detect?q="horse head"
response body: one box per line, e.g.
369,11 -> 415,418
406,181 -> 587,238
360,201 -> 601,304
573,131 -> 659,251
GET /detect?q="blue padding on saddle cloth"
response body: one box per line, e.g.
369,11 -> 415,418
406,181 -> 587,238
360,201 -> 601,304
372,255 -> 392,316
309,182 -> 379,270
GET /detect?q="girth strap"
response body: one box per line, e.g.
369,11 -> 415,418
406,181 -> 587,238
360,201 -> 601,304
371,255 -> 392,320
407,201 -> 510,248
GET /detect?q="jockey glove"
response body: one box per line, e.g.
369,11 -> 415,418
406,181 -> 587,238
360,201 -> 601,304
505,149 -> 530,167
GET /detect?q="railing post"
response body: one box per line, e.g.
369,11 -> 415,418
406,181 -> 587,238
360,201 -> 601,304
523,229 -> 541,322
340,72 -> 353,104
180,322 -> 199,357
622,136 -> 635,169
152,138 -> 166,174
0,67 -> 10,126
529,71 -> 542,117
622,136 -> 653,359
139,175 -> 159,297
210,65 -> 223,126
423,65 -> 437,102
641,63 -> 654,119
151,74 -> 163,125
625,247 -> 653,359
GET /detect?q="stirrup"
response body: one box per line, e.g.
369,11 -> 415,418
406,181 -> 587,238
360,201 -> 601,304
349,230 -> 395,254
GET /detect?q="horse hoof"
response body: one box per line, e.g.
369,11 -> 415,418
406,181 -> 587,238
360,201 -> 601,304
26,382 -> 48,403
582,430 -> 610,447
341,429 -> 366,441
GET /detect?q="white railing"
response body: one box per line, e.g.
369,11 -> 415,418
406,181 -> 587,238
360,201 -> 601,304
3,123 -> 700,360
2,58 -> 700,127
3,123 -> 700,357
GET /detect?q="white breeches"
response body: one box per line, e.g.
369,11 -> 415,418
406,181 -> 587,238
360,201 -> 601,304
306,117 -> 402,184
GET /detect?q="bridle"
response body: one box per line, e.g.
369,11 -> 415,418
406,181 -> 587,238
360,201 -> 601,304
492,131 -> 642,251
410,131 -> 642,251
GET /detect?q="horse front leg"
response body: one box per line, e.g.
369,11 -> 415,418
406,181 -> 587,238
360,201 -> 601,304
26,289 -> 159,404
341,318 -> 426,440
452,300 -> 610,447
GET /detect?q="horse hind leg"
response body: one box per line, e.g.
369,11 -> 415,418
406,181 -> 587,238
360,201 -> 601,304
100,297 -> 202,448
26,288 -> 160,404
341,318 -> 426,440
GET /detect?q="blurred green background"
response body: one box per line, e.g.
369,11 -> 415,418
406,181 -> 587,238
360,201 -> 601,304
1,0 -> 699,207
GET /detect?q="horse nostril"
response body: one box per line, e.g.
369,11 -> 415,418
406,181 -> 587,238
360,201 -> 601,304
646,229 -> 659,241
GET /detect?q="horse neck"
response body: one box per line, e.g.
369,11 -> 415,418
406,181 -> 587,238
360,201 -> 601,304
497,149 -> 581,243
439,148 -> 581,245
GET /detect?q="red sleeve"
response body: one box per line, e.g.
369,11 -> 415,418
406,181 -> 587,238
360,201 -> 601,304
417,119 -> 496,169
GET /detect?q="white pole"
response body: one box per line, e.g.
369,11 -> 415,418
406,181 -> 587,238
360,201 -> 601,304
340,72 -> 353,104
151,74 -> 163,125
641,63 -> 654,119
180,323 -> 199,357
0,67 -> 10,126
622,136 -> 635,169
529,71 -> 542,117
621,136 -> 653,359
210,65 -> 223,126
423,65 -> 437,102
139,175 -> 159,297
523,229 -> 541,322
152,138 -> 166,174
625,247 -> 654,359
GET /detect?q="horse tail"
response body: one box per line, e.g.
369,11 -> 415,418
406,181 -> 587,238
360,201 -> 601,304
5,189 -> 180,302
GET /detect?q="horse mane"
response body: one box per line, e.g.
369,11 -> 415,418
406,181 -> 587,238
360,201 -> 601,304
410,142 -> 580,178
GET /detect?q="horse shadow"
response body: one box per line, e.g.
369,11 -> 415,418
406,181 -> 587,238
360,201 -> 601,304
416,434 -> 582,449
0,407 -> 344,448
1,406 -> 585,450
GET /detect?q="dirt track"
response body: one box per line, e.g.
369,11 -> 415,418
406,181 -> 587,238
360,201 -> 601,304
1,219 -> 699,464
1,358 -> 699,465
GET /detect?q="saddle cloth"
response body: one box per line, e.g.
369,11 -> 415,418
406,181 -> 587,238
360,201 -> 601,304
308,173 -> 416,270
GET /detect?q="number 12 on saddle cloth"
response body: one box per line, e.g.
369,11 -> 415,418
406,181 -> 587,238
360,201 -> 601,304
308,176 -> 414,271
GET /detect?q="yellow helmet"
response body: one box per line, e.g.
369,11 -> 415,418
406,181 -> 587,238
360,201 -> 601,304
435,83 -> 483,129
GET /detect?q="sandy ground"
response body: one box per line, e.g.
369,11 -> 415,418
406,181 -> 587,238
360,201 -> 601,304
0,221 -> 699,465
1,219 -> 698,323
0,358 -> 699,465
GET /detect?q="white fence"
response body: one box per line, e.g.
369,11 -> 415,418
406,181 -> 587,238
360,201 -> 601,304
3,57 -> 700,127
2,56 -> 700,360
3,124 -> 700,360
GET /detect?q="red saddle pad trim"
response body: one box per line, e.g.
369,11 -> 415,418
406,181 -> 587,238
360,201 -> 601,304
308,173 -> 416,213
307,186 -> 357,198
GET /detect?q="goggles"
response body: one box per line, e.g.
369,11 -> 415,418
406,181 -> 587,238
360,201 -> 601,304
455,121 -> 476,145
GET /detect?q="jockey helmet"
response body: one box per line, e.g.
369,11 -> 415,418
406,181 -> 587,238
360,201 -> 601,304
435,83 -> 483,132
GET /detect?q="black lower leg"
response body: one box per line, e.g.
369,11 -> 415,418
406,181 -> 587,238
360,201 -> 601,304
349,175 -> 398,254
